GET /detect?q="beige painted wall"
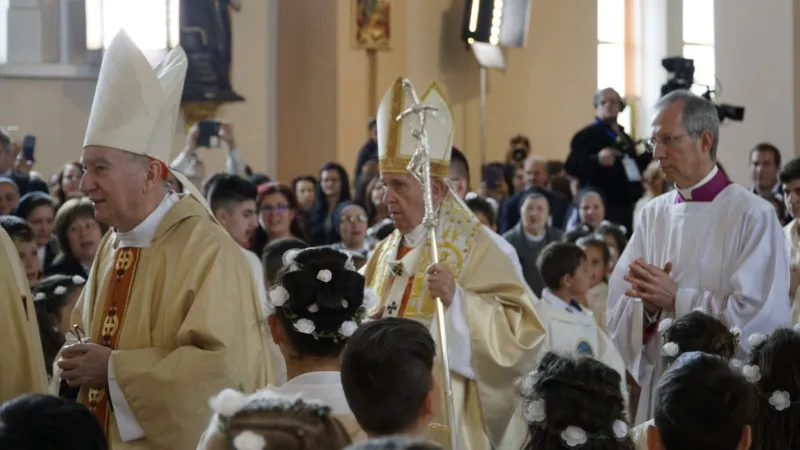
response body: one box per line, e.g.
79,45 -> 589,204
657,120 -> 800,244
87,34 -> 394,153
0,0 -> 271,180
278,0 -> 597,186
715,0 -> 799,184
2,0 -> 597,187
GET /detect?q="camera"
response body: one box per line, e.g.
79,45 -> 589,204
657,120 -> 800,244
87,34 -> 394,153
660,57 -> 745,123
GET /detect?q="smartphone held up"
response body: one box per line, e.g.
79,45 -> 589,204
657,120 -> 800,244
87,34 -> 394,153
197,120 -> 221,148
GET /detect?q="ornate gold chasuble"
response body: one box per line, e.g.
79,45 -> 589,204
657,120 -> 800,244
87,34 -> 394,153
361,193 -> 546,450
72,195 -> 271,450
0,228 -> 48,402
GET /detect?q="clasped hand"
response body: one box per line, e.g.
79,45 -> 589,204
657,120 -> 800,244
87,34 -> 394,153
58,343 -> 112,389
623,258 -> 677,311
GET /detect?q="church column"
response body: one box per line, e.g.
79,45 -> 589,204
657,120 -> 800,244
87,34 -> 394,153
715,0 -> 797,180
633,0 -> 682,140
4,0 -> 60,64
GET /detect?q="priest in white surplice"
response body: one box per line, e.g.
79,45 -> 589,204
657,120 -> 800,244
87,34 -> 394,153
606,90 -> 790,425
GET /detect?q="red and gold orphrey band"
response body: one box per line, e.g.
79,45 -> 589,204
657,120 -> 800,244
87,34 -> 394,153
80,248 -> 141,432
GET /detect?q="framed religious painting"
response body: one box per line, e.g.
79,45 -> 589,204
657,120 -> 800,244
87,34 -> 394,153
352,0 -> 391,50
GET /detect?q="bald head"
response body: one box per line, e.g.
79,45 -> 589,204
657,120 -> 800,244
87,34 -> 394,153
523,155 -> 548,188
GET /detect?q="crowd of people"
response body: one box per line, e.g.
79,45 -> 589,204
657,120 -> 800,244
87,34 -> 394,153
1,30 -> 800,450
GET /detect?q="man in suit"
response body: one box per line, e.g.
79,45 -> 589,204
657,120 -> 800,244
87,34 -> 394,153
498,155 -> 570,233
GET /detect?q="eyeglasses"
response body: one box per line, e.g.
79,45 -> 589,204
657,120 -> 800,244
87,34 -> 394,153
643,133 -> 695,153
340,214 -> 368,224
261,204 -> 290,213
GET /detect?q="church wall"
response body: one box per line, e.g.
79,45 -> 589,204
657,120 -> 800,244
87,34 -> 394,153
0,0 -> 274,181
403,0 -> 597,186
2,0 -> 798,189
714,0 -> 797,183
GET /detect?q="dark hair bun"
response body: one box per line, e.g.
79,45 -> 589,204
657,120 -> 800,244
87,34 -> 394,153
269,247 -> 368,356
279,247 -> 365,322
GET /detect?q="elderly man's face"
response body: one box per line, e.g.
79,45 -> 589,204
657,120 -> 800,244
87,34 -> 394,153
651,101 -> 712,188
79,146 -> 148,229
381,172 -> 426,235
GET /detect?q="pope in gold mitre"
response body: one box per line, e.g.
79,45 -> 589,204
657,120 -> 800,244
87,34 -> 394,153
0,227 -> 48,403
53,30 -> 270,450
360,78 -> 546,449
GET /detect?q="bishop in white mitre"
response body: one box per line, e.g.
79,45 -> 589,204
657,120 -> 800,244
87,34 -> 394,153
54,31 -> 270,450
606,90 -> 790,424
361,78 -> 547,450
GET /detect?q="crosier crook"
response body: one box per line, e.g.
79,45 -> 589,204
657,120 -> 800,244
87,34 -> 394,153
396,78 -> 459,450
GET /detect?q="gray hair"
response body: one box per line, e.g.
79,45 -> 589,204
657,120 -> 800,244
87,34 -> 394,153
655,90 -> 720,160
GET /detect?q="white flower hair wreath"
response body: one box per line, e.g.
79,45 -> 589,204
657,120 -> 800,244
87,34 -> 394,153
657,313 -> 743,359
518,371 -> 629,447
34,275 -> 87,302
264,249 -> 372,340
210,388 -> 331,449
732,329 -> 800,412
658,318 -> 680,357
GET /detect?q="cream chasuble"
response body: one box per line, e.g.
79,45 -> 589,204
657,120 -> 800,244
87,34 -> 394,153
361,193 -> 546,450
70,195 -> 270,450
0,227 -> 48,402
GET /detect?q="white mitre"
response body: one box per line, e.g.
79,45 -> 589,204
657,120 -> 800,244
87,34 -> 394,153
376,77 -> 454,179
83,30 -> 210,212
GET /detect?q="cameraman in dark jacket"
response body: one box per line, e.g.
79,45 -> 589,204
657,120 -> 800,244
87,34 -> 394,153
565,87 -> 651,234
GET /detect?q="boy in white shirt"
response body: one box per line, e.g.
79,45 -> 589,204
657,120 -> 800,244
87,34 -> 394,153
534,242 -> 626,381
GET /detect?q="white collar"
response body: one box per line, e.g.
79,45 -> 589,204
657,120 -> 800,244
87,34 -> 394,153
270,371 -> 351,416
677,166 -> 718,200
403,223 -> 427,248
541,288 -> 585,315
115,193 -> 180,248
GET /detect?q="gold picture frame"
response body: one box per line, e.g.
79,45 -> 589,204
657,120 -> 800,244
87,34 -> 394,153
353,0 -> 391,50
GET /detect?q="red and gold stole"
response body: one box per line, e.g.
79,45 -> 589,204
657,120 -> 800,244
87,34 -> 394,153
81,248 -> 141,432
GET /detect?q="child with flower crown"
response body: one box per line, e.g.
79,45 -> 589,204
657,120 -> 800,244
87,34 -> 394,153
630,310 -> 739,449
199,246 -> 377,447
744,325 -> 800,450
517,351 -> 634,450
200,388 -> 353,450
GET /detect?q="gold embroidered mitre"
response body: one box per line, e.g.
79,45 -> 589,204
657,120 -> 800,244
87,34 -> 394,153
377,77 -> 455,179
83,30 -> 211,213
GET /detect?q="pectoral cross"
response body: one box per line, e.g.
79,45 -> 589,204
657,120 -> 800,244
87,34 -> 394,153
387,302 -> 398,315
